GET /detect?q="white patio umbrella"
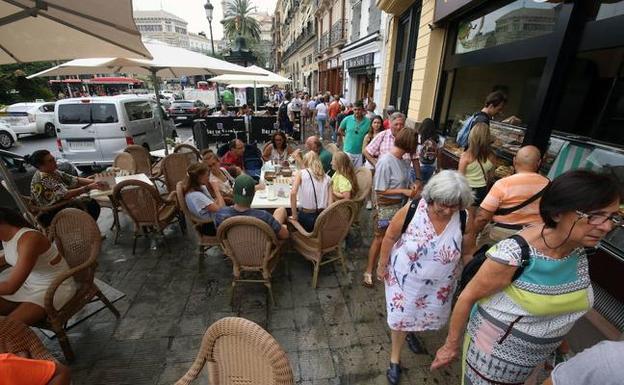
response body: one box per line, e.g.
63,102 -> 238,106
226,83 -> 272,88
209,65 -> 291,111
0,0 -> 151,63
0,0 -> 152,221
28,42 -> 267,154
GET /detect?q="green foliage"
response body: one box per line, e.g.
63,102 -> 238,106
221,0 -> 262,43
0,61 -> 56,104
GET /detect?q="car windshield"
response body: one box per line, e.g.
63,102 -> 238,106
58,104 -> 118,124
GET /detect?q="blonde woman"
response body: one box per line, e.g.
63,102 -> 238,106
458,122 -> 496,226
331,151 -> 359,200
291,151 -> 333,232
202,151 -> 235,201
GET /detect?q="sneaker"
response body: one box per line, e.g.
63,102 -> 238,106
406,333 -> 427,354
366,201 -> 372,210
386,362 -> 401,385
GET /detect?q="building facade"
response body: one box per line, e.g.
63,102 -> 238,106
316,0 -> 350,96
188,32 -> 213,55
341,0 -> 386,112
133,10 -> 190,49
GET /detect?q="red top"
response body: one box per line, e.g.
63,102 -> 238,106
0,353 -> 55,385
221,151 -> 244,170
328,101 -> 341,119
383,119 -> 391,130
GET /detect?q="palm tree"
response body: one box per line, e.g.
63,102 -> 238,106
221,0 -> 262,43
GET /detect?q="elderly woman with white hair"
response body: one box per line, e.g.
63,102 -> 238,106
376,170 -> 474,385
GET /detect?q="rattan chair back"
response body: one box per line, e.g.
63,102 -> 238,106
48,208 -> 101,287
113,180 -> 162,226
175,317 -> 294,385
161,153 -> 192,192
0,317 -> 55,361
124,145 -> 152,175
217,216 -> 279,270
113,152 -> 137,174
353,167 -> 372,205
173,143 -> 200,164
314,200 -> 358,251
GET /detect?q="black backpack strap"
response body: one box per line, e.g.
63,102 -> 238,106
508,234 -> 530,281
401,198 -> 420,234
494,182 -> 551,216
459,210 -> 467,235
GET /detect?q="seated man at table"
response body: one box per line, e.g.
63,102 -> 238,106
27,150 -> 108,226
220,139 -> 245,176
215,174 -> 289,240
292,136 -> 332,174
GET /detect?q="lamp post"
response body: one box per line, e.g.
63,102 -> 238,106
204,1 -> 215,55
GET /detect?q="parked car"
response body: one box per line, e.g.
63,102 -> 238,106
55,95 -> 175,169
0,102 -> 56,137
0,122 -> 18,150
0,149 -> 77,211
168,100 -> 208,124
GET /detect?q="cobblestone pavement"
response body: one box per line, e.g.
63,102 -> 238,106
36,185 -> 461,385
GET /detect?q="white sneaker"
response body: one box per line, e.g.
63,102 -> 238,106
366,201 -> 372,210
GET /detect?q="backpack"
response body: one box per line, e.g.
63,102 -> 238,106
419,138 -> 438,165
457,234 -> 531,292
456,113 -> 480,148
401,198 -> 466,235
278,101 -> 290,125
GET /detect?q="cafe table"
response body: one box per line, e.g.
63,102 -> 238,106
250,167 -> 297,210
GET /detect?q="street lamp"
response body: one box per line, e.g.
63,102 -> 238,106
204,0 -> 215,55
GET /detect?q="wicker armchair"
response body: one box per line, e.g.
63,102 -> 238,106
217,217 -> 284,306
161,153 -> 193,193
113,180 -> 178,254
352,167 -> 373,210
124,144 -> 159,177
289,200 -> 358,288
113,152 -> 137,174
173,143 -> 201,164
175,181 -> 219,259
42,208 -> 120,361
0,316 -> 55,361
175,317 -> 294,385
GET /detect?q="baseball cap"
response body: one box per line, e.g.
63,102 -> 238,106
233,174 -> 256,206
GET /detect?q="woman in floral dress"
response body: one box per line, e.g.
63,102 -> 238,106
377,170 -> 474,385
431,170 -> 622,385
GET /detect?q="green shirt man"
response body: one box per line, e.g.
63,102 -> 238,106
339,101 -> 370,168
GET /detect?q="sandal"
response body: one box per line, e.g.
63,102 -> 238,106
362,272 -> 374,288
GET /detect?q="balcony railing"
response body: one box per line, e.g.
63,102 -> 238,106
330,19 -> 346,47
319,32 -> 330,52
282,24 -> 317,60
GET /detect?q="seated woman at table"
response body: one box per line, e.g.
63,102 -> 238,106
202,150 -> 235,204
331,151 -> 358,200
0,207 -> 77,325
290,151 -> 333,232
27,150 -> 108,227
262,132 -> 293,163
183,163 -> 225,235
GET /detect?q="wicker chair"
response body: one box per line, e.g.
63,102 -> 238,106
42,208 -> 120,361
113,152 -> 137,174
175,317 -> 294,385
352,167 -> 373,210
0,316 -> 55,361
217,217 -> 284,306
113,180 -> 178,254
175,181 -> 219,259
173,143 -> 201,164
161,153 -> 193,193
289,200 -> 358,288
124,144 -> 159,177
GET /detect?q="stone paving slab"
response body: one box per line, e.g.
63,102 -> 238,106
36,209 -> 460,384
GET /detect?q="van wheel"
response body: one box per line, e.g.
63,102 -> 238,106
44,123 -> 56,137
0,131 -> 14,149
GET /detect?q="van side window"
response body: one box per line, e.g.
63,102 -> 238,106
125,101 -> 154,121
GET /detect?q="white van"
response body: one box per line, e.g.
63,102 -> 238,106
55,96 -> 175,168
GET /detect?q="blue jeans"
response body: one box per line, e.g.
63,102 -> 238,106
317,117 -> 327,138
420,164 -> 435,184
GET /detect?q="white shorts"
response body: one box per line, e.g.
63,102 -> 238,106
345,152 -> 364,169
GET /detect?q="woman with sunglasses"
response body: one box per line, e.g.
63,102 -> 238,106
431,170 -> 622,385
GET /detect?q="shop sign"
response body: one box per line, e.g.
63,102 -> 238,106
345,53 -> 374,69
328,58 -> 339,69
434,0 -> 474,23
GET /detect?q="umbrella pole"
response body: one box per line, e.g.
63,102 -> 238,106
151,70 -> 169,156
253,81 -> 258,113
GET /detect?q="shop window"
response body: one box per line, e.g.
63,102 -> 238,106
595,0 -> 624,20
390,3 -> 421,114
454,0 -> 560,54
554,48 -> 624,146
442,58 -> 545,135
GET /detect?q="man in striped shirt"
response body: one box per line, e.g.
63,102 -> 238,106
468,145 -> 550,248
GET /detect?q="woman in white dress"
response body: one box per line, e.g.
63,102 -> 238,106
376,171 -> 474,385
0,207 -> 76,325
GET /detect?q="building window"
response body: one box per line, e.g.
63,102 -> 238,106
390,3 -> 421,114
454,0 -> 559,55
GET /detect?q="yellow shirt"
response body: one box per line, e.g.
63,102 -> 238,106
465,159 -> 493,188
331,172 -> 352,193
